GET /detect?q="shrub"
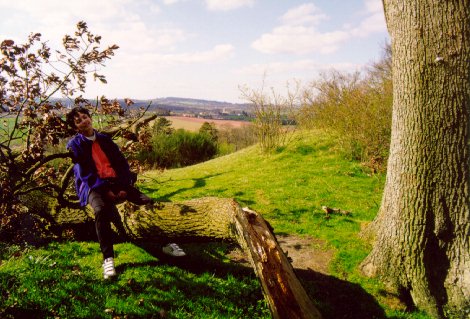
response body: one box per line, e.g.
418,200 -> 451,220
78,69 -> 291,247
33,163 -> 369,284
199,122 -> 218,142
240,81 -> 299,153
216,124 -> 257,154
152,117 -> 174,136
148,129 -> 218,168
298,45 -> 392,171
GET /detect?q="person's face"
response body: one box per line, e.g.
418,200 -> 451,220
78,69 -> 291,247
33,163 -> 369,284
73,112 -> 94,136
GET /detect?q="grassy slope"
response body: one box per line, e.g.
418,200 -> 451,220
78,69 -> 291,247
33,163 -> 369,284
142,129 -> 383,273
0,129 -> 431,319
140,129 -> 427,319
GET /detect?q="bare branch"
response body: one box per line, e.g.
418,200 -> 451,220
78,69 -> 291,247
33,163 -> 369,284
24,151 -> 72,178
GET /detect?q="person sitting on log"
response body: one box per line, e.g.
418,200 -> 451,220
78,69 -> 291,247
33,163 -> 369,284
66,106 -> 186,280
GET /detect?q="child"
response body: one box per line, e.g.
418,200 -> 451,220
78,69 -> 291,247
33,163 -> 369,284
66,107 -> 185,279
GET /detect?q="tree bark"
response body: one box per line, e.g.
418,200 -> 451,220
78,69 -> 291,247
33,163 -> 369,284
361,1 -> 470,318
55,197 -> 322,319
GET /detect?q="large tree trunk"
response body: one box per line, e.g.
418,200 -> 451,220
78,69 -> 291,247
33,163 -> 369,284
55,197 -> 322,319
360,1 -> 470,318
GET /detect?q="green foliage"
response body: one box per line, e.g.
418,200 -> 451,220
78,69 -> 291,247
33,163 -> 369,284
216,124 -> 258,154
152,117 -> 174,136
137,118 -> 257,168
144,129 -> 218,168
198,121 -> 218,142
298,45 -> 392,172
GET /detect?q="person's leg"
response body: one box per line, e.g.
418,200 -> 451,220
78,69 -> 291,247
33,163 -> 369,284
124,185 -> 153,205
89,190 -> 117,279
122,186 -> 186,257
89,190 -> 115,259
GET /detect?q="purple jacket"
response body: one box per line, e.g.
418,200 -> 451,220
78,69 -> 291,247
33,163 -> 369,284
67,131 -> 135,207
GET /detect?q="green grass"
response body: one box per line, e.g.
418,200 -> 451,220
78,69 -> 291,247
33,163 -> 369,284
0,129 -> 431,318
0,242 -> 269,318
142,130 -> 383,256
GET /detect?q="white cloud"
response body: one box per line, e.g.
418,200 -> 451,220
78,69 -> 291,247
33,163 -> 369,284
122,44 -> 235,68
1,0 -> 132,26
252,3 -> 346,55
364,0 -> 384,13
0,0 -> 149,47
280,3 -> 328,26
205,0 -> 254,11
108,26 -> 188,52
253,25 -> 348,55
162,0 -> 186,5
350,0 -> 387,37
350,11 -> 387,37
236,59 -> 360,76
159,44 -> 234,64
252,1 -> 386,56
0,0 -> 188,54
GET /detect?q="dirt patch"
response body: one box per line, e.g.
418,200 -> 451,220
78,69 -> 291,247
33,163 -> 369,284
277,234 -> 333,274
227,234 -> 334,274
169,116 -> 250,129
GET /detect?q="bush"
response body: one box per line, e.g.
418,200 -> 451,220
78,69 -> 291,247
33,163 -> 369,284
147,129 -> 218,168
199,122 -> 218,142
240,82 -> 299,153
216,124 -> 257,154
135,119 -> 257,168
298,45 -> 392,171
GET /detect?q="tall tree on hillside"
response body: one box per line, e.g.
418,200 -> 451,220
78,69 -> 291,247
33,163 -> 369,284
360,1 -> 469,318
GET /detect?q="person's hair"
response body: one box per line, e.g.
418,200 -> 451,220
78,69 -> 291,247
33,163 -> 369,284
66,107 -> 91,129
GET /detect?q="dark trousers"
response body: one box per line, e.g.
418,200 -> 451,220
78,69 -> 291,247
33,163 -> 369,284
88,185 -> 152,259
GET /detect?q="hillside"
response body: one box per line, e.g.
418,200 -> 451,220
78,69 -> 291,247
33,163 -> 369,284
53,96 -> 251,120
137,129 -> 429,318
127,97 -> 251,118
141,129 -> 384,235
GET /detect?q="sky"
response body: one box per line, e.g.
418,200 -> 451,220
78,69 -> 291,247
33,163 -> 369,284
0,0 -> 389,103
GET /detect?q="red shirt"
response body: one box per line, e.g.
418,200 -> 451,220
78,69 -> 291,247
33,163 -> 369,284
91,140 -> 117,178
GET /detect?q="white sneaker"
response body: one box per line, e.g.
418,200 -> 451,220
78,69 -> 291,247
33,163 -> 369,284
162,243 -> 186,257
103,257 -> 116,279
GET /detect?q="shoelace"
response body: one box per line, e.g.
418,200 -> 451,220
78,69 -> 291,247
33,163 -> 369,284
103,259 -> 115,271
168,243 -> 183,252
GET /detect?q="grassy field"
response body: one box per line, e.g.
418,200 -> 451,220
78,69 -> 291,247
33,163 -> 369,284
0,129 -> 431,319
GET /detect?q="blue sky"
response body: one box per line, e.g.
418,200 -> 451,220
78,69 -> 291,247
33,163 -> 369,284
0,0 -> 389,103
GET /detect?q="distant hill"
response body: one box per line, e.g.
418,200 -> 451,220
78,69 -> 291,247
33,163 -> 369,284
53,96 -> 252,120
126,97 -> 251,114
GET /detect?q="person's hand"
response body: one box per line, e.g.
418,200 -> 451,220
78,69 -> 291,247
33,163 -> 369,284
117,190 -> 127,199
106,190 -> 117,202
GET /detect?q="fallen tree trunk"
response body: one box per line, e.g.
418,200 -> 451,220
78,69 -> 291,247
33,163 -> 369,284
235,207 -> 322,319
55,197 -> 322,319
